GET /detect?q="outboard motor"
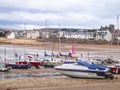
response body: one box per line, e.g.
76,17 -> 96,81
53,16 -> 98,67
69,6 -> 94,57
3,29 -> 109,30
105,70 -> 114,79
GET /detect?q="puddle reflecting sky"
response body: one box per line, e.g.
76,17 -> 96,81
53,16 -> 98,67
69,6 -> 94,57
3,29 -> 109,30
0,71 -> 62,79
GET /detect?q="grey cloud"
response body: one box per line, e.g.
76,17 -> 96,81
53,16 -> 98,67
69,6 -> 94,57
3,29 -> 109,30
0,0 -> 120,29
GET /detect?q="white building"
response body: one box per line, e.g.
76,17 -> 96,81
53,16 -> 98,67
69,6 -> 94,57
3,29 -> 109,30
7,32 -> 17,39
103,29 -> 112,41
91,29 -> 113,41
64,30 -> 94,39
63,29 -> 113,41
26,30 -> 40,39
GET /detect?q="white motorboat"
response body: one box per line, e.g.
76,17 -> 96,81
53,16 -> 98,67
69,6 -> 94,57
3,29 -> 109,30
54,60 -> 114,79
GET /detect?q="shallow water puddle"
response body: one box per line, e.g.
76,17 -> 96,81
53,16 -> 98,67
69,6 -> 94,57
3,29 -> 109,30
0,72 -> 62,79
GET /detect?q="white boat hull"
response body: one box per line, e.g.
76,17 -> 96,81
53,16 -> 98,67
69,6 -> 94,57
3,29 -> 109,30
57,69 -> 105,78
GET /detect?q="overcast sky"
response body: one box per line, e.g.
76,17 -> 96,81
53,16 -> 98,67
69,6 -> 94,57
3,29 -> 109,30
0,0 -> 120,30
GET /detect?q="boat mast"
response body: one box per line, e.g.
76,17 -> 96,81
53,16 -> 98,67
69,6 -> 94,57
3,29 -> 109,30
24,23 -> 26,59
58,24 -> 61,54
4,47 -> 6,64
13,30 -> 17,63
44,20 -> 47,53
117,15 -> 120,46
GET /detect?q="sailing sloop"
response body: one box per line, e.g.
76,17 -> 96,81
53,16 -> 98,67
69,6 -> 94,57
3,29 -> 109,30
44,51 -> 54,57
55,60 -> 114,79
57,45 -> 78,59
6,53 -> 42,69
16,54 -> 43,68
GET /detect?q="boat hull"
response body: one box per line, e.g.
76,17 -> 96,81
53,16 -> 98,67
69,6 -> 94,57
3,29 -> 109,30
0,65 -> 10,72
0,67 -> 10,72
109,67 -> 120,74
16,61 -> 42,66
55,68 -> 106,79
6,64 -> 31,69
55,60 -> 114,79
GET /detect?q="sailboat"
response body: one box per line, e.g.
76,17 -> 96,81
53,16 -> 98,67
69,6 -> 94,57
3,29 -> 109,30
43,20 -> 55,57
55,24 -> 71,58
6,24 -> 42,69
6,46 -> 32,69
106,15 -> 120,74
70,45 -> 79,58
44,51 -> 54,57
58,44 -> 79,59
0,47 -> 10,72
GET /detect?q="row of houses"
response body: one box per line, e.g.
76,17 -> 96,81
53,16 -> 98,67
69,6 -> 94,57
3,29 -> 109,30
2,24 -> 120,41
6,29 -> 114,41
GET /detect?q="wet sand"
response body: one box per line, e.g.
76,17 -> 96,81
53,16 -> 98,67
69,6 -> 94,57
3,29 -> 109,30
0,72 -> 120,90
0,68 -> 120,90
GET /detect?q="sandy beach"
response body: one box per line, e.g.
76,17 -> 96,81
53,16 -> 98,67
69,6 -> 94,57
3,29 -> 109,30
0,38 -> 120,90
0,68 -> 120,90
0,68 -> 119,90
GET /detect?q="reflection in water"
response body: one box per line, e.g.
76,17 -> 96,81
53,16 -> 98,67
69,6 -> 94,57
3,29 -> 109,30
0,72 -> 62,79
0,45 -> 45,63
